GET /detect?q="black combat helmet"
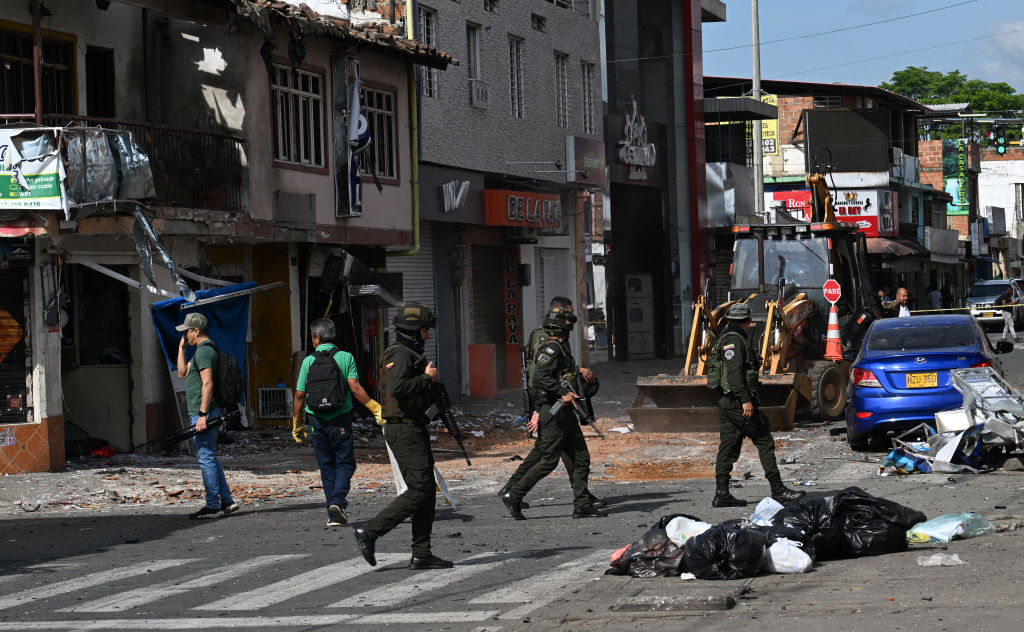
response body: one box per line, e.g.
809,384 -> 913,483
394,301 -> 437,331
543,304 -> 578,333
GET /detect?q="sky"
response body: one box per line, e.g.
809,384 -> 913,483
701,0 -> 1024,95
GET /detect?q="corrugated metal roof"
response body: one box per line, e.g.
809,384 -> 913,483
704,76 -> 935,113
927,103 -> 971,112
231,0 -> 456,69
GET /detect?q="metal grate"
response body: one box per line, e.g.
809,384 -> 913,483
258,387 -> 293,419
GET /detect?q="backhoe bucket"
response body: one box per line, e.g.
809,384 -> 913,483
627,373 -> 806,433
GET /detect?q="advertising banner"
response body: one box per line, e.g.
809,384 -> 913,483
0,128 -> 64,211
769,189 -> 892,237
942,138 -> 970,217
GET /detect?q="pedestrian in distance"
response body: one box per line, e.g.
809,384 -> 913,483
500,297 -> 606,512
895,287 -> 911,318
175,312 -> 239,520
707,303 -> 804,508
995,286 -> 1021,343
353,302 -> 453,570
292,318 -> 383,527
500,303 -> 607,521
928,286 -> 943,311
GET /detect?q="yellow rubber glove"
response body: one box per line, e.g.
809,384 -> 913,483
365,399 -> 384,425
291,413 -> 309,444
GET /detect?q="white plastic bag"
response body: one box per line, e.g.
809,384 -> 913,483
749,497 -> 785,526
917,553 -> 965,567
665,516 -> 712,547
765,538 -> 812,574
907,512 -> 994,544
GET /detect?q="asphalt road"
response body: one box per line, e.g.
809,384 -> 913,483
3,336 -> 1024,631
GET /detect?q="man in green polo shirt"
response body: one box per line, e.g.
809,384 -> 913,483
176,312 -> 238,520
292,317 -> 382,527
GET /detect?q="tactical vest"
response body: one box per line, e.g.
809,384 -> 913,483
380,344 -> 431,422
706,330 -> 759,398
530,337 -> 577,404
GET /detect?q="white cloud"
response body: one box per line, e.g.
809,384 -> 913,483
982,21 -> 1024,93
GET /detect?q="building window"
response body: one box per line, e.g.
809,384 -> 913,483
484,0 -> 499,13
0,27 -> 74,115
509,36 -> 524,118
813,95 -> 842,110
271,63 -> 324,167
417,5 -> 439,98
356,86 -> 397,180
531,14 -> 547,32
581,61 -> 596,134
466,23 -> 481,80
554,52 -> 569,128
1015,183 -> 1024,220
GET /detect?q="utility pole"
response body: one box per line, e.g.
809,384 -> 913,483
751,0 -> 765,219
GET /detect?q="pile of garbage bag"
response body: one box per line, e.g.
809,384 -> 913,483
607,487 -> 926,580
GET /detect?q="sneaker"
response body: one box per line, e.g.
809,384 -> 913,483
326,519 -> 343,527
328,504 -> 348,525
221,501 -> 239,516
189,506 -> 221,520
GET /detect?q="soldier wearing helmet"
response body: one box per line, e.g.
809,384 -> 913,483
500,299 -> 607,520
707,302 -> 804,508
353,301 -> 453,570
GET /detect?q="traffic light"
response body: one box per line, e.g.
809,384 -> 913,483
996,126 -> 1007,155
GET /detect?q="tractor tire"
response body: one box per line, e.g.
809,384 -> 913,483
807,361 -> 847,421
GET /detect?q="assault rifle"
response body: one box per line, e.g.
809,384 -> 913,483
426,382 -> 472,466
551,378 -> 605,440
136,409 -> 241,451
520,344 -> 534,438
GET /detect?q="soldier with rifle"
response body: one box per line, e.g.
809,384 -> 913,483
353,302 -> 454,570
500,297 -> 607,511
500,302 -> 607,520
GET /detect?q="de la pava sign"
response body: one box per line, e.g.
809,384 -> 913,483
618,97 -> 656,182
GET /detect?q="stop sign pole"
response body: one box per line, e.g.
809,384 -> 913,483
823,279 -> 842,304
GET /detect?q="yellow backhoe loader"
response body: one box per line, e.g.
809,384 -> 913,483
627,173 -> 881,432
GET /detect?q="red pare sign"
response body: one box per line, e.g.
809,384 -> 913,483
823,279 -> 841,304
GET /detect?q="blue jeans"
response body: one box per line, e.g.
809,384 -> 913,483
308,412 -> 356,516
191,410 -> 233,509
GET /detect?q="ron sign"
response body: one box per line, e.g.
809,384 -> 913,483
823,279 -> 841,304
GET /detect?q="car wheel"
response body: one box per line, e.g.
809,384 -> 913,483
847,431 -> 871,451
808,361 -> 847,421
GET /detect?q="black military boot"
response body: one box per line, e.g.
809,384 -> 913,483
711,477 -> 748,508
587,492 -> 607,509
352,525 -> 377,566
501,493 -> 526,520
498,484 -> 529,509
572,504 -> 608,518
769,475 -> 806,503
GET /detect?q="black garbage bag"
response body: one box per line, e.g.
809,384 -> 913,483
768,497 -> 840,560
684,524 -> 769,580
606,514 -> 697,578
829,487 -> 926,557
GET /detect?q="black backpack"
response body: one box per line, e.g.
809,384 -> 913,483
208,343 -> 244,410
305,349 -> 348,414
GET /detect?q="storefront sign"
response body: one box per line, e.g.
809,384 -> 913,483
565,136 -> 606,186
440,180 -> 470,213
502,248 -> 522,345
769,189 -> 893,238
769,190 -> 812,219
618,97 -> 656,182
0,238 -> 34,268
0,128 -> 64,211
744,93 -> 779,157
942,138 -> 970,217
484,189 -> 562,228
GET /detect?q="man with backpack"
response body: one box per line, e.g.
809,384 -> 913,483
176,312 -> 239,520
292,318 -> 383,527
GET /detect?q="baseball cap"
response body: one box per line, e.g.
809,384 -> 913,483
175,312 -> 208,331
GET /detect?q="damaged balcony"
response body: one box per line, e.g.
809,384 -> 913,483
0,114 -> 247,212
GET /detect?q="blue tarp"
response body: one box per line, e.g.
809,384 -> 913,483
150,282 -> 254,404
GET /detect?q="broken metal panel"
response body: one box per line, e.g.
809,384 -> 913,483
131,206 -> 195,302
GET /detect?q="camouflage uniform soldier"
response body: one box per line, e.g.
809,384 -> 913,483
708,303 -> 805,508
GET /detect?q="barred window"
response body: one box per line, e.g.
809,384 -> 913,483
554,53 -> 569,128
356,86 -> 397,180
466,23 -> 481,80
271,63 -> 324,167
581,61 -> 596,134
417,6 -> 439,98
813,95 -> 842,110
509,36 -> 524,118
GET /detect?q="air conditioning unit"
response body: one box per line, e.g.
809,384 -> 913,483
888,146 -> 904,166
469,79 -> 490,109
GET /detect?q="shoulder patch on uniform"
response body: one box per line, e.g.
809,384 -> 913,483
722,343 -> 735,350
385,361 -> 395,369
537,352 -> 553,364
724,349 -> 735,360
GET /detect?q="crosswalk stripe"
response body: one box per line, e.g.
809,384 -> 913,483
330,551 -> 527,608
197,554 -> 406,611
0,615 -> 358,630
59,555 -> 305,613
468,549 -> 606,610
0,559 -> 197,611
354,611 -> 501,624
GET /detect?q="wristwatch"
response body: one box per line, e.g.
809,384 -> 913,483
199,411 -> 208,417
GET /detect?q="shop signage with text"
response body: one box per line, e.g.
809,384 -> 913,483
485,189 -> 562,228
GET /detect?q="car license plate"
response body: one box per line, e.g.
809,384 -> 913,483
983,312 -> 995,318
906,372 -> 937,388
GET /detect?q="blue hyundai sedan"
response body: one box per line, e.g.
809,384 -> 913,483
846,314 -> 1014,450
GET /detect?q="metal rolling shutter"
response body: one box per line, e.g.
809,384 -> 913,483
386,221 -> 438,361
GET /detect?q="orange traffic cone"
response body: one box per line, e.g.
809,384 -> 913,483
824,302 -> 842,361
